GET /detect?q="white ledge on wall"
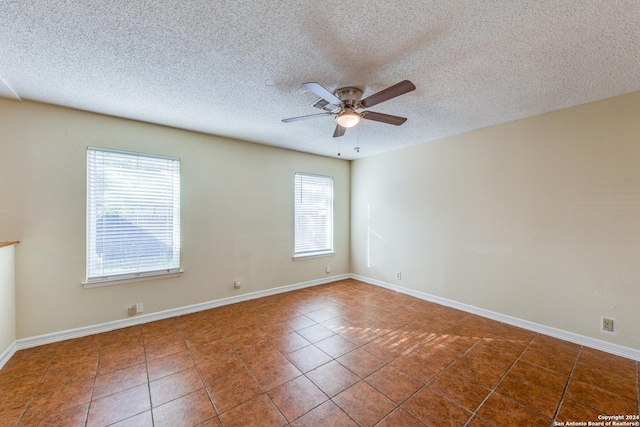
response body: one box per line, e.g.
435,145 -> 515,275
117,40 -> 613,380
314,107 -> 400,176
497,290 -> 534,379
292,251 -> 335,260
82,270 -> 184,288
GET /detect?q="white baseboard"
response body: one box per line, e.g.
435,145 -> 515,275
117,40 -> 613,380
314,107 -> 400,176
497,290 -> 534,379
13,274 -> 350,352
3,272 -> 638,368
0,341 -> 17,370
351,274 -> 640,362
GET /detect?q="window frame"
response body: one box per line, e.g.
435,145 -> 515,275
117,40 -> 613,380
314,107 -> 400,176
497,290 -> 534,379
293,172 -> 335,259
83,147 -> 182,288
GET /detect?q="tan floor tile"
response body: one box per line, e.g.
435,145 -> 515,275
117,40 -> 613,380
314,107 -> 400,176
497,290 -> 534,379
144,335 -> 188,360
495,374 -> 562,418
489,324 -> 537,343
286,345 -> 332,373
284,315 -> 317,331
93,363 -> 148,399
110,410 -> 154,427
571,362 -> 637,401
24,377 -> 94,420
290,400 -> 357,426
306,360 -> 360,397
197,352 -> 246,386
577,347 -> 637,378
529,334 -> 581,357
429,370 -> 491,412
218,393 -> 287,427
390,351 -> 447,383
269,331 -> 311,354
554,397 -> 603,425
564,379 -> 637,415
465,415 -> 496,427
268,376 -> 328,421
40,358 -> 99,386
362,332 -> 422,363
296,323 -> 336,343
305,308 -> 339,323
19,402 -> 89,426
337,348 -> 386,378
188,339 -> 234,366
247,357 -> 302,391
150,366 -> 204,407
207,369 -> 263,414
147,349 -> 194,381
97,346 -> 146,375
476,393 -> 550,427
365,365 -> 423,405
183,326 -> 223,349
86,384 -> 150,427
333,381 -> 396,427
520,346 -> 577,376
402,387 -> 472,426
376,408 -> 426,427
508,360 -> 569,393
152,389 -> 217,427
314,334 -> 358,358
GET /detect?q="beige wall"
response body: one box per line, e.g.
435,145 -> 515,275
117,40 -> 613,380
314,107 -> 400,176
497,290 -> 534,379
0,99 -> 350,339
351,91 -> 640,350
0,245 -> 16,355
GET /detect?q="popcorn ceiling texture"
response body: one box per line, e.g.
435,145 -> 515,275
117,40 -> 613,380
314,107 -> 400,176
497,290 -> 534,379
1,1 -> 639,159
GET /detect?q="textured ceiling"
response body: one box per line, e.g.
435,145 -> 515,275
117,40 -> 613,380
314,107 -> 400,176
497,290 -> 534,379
1,1 -> 639,160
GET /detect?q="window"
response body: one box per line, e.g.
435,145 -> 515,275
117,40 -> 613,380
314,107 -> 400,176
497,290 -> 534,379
294,172 -> 334,258
85,147 -> 181,286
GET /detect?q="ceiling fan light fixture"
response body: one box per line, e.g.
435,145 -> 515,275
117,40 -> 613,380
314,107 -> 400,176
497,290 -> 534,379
336,111 -> 361,128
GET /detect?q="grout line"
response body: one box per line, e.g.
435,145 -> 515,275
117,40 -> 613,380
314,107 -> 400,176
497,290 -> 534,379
15,342 -> 61,426
457,328 -> 536,427
550,345 -> 583,426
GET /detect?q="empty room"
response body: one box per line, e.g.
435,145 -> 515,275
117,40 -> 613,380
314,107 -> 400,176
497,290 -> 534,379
1,1 -> 639,426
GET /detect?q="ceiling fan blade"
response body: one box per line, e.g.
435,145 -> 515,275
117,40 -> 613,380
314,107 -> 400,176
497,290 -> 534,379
312,98 -> 341,112
362,111 -> 407,126
303,82 -> 343,106
282,112 -> 332,123
333,124 -> 346,138
360,80 -> 416,108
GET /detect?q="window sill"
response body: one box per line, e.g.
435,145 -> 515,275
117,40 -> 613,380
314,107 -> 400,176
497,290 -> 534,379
83,270 -> 183,288
293,251 -> 335,260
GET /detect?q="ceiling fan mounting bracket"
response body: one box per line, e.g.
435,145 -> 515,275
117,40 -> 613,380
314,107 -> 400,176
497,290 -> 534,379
333,87 -> 363,105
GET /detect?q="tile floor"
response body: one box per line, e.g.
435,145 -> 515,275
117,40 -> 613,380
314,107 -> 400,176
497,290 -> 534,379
0,279 -> 638,426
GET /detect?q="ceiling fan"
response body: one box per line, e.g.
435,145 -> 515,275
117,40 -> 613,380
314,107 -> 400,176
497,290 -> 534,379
282,80 -> 416,137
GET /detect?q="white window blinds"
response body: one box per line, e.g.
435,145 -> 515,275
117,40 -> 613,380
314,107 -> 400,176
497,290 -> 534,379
294,173 -> 334,257
86,147 -> 181,283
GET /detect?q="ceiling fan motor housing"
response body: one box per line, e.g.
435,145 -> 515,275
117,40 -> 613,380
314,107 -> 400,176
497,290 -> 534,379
333,87 -> 363,108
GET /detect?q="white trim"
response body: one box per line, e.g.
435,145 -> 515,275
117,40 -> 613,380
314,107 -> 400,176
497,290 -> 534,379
0,341 -> 17,370
6,273 -> 639,363
351,274 -> 640,362
292,251 -> 335,260
82,270 -> 184,288
14,274 -> 350,351
87,146 -> 179,161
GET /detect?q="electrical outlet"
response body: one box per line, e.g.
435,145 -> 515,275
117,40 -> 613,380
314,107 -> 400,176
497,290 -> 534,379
136,303 -> 144,314
395,271 -> 401,280
326,265 -> 331,273
601,317 -> 614,333
128,305 -> 136,316
234,280 -> 241,289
